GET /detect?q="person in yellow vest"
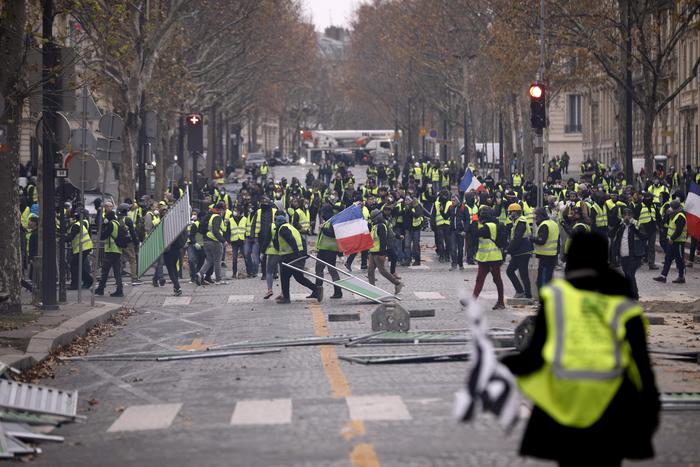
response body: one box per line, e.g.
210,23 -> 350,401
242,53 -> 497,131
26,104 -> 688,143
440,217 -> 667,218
563,207 -> 591,258
195,202 -> 227,285
471,206 -> 505,309
273,214 -> 322,304
403,196 -> 424,266
95,211 -> 124,297
227,207 -> 248,279
635,192 -> 659,270
531,207 -> 559,289
66,210 -> 94,290
368,209 -> 404,295
187,210 -> 206,283
505,203 -> 533,299
433,188 -> 453,262
502,232 -> 659,466
653,199 -> 687,284
260,162 -> 269,184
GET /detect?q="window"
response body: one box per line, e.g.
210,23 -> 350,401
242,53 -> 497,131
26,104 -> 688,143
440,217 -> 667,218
566,94 -> 582,133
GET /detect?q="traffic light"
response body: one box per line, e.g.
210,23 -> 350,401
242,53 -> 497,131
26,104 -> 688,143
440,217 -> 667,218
529,83 -> 546,130
185,113 -> 203,152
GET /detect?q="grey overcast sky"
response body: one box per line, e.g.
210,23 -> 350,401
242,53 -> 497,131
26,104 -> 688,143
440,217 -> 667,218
301,0 -> 365,32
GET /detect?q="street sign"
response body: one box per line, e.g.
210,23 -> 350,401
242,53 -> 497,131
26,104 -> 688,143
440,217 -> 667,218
98,112 -> 124,139
419,127 -> 427,137
96,137 -> 124,154
66,153 -> 100,190
69,128 -> 97,153
35,113 -> 71,148
429,128 -> 438,138
71,87 -> 101,121
166,163 -> 182,182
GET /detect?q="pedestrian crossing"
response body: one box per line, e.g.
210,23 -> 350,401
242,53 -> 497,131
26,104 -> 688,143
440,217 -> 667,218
106,395 -> 424,432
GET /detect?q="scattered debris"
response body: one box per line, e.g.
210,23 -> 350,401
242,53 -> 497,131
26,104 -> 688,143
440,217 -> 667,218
340,348 -> 516,365
328,313 -> 361,322
514,316 -> 537,352
345,329 -> 515,348
371,303 -> 410,331
155,348 -> 281,361
409,309 -> 435,318
650,349 -> 700,364
661,392 -> 700,410
647,316 -> 666,325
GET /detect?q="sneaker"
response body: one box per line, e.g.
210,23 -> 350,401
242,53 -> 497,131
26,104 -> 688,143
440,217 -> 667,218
649,264 -> 659,270
459,266 -> 464,271
652,276 -> 667,283
195,273 -> 202,286
152,277 -> 160,287
131,280 -> 142,286
159,279 -> 166,287
672,277 -> 685,284
94,288 -> 104,296
276,297 -> 291,304
110,289 -> 124,298
449,265 -> 456,271
513,292 -> 526,299
306,290 -> 319,299
394,282 -> 404,295
492,302 -> 505,310
204,277 -> 215,285
215,280 -> 229,285
173,288 -> 182,296
315,286 -> 324,303
412,261 -> 421,266
330,291 -> 343,299
263,290 -> 274,300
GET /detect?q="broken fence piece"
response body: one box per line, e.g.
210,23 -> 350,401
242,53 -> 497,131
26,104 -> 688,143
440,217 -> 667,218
661,392 -> 700,411
155,348 -> 281,361
339,348 -> 516,365
0,380 -> 81,421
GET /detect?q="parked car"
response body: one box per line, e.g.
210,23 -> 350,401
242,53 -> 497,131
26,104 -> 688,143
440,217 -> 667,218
243,152 -> 267,174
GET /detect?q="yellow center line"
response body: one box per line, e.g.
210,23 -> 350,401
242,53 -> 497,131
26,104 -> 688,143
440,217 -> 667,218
309,302 -> 381,467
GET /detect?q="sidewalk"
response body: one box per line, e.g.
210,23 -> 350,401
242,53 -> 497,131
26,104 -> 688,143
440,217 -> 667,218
0,290 -> 124,371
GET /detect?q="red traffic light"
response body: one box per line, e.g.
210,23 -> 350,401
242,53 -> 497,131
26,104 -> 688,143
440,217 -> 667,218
186,114 -> 202,125
529,83 -> 544,99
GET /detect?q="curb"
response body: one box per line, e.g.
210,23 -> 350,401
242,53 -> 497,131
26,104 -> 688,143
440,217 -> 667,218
1,302 -> 124,372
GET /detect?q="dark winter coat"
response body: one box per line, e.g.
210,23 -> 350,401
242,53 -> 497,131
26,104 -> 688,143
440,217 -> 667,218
502,270 -> 659,464
612,222 -> 647,258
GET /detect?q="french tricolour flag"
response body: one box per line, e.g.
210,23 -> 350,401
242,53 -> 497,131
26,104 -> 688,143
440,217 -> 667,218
685,180 -> 700,239
330,204 -> 374,255
460,168 -> 485,193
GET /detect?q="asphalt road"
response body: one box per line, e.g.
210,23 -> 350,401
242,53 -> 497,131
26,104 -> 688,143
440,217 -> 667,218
33,164 -> 700,467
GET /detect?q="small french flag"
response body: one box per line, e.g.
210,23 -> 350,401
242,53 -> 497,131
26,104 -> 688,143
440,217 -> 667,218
460,168 -> 485,193
330,204 -> 374,255
685,180 -> 700,240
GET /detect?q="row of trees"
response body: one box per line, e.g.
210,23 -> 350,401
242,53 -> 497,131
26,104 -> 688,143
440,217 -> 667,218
335,0 -> 700,177
0,0 -> 317,311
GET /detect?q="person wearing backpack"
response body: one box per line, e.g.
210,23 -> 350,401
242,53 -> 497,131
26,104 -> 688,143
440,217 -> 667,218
95,211 -> 123,297
118,203 -> 141,286
471,206 -> 505,309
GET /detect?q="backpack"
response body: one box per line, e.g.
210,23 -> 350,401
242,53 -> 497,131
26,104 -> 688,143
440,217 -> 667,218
495,222 -> 509,249
115,219 -> 131,248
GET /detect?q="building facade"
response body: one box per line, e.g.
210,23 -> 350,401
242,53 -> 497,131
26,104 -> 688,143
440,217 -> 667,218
547,91 -> 585,171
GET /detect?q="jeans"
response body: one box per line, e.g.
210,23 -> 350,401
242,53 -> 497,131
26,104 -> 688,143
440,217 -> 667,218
280,254 -> 316,298
404,229 -> 421,263
465,227 -> 478,263
661,242 -> 685,278
368,253 -> 400,286
689,237 -> 698,263
536,255 -> 557,290
506,254 -> 532,297
346,251 -> 367,269
266,254 -> 280,290
187,244 -> 204,281
472,262 -> 504,303
645,227 -> 657,266
69,249 -> 93,288
199,241 -> 223,281
451,232 -> 464,267
436,226 -> 451,261
620,256 -> 641,299
153,257 -> 164,281
315,249 -> 342,296
98,252 -> 122,290
230,241 -> 244,276
244,238 -> 260,275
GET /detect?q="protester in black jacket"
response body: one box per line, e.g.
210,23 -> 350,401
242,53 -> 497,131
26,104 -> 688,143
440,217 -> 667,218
613,208 -> 648,299
506,204 -> 533,299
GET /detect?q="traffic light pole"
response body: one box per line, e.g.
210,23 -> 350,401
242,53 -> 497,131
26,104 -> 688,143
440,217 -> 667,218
534,128 -> 543,208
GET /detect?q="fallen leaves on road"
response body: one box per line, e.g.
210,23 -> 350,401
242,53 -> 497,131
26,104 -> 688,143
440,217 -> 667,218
16,307 -> 136,384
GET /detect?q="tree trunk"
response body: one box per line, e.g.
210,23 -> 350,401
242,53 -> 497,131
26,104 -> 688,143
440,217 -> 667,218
503,101 -> 514,180
0,0 -> 27,313
511,94 -> 523,167
616,82 -> 626,169
642,106 -> 656,177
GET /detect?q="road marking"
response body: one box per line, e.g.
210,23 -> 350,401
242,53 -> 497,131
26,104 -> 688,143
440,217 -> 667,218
175,338 -> 210,351
227,294 -> 255,303
163,296 -> 191,306
83,363 -> 162,404
107,403 -> 181,432
230,399 -> 292,425
407,265 -> 430,270
414,291 -> 445,300
346,395 -> 412,421
310,302 -> 381,467
291,293 -> 311,301
351,443 -> 381,467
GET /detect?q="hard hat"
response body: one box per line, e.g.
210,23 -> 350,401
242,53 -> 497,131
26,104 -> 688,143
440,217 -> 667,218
507,203 -> 522,212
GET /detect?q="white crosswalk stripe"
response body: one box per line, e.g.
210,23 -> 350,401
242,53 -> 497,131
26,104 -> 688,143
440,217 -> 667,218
346,395 -> 412,421
408,265 -> 430,270
107,403 -> 182,432
414,291 -> 445,300
231,399 -> 292,425
227,294 -> 255,304
163,296 -> 191,306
